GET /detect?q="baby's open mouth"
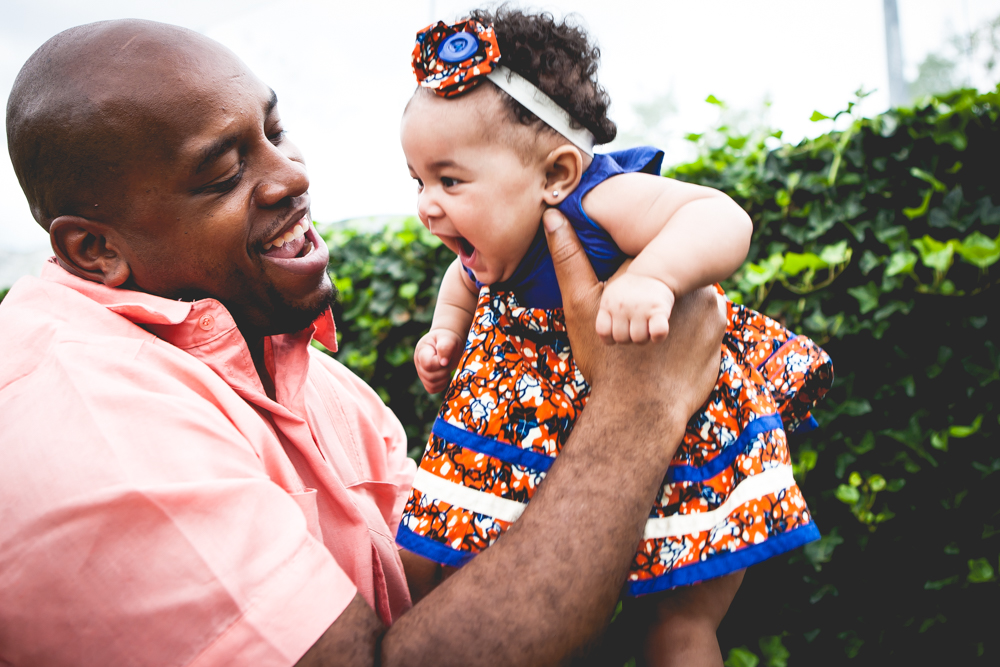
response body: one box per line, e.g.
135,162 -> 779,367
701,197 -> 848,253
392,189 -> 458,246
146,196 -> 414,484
457,236 -> 475,258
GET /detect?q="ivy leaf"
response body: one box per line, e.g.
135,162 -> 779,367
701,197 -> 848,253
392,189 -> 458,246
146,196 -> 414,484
725,647 -> 760,667
782,252 -> 826,276
949,414 -> 983,438
848,282 -> 880,314
912,236 -> 957,273
810,110 -> 831,122
955,231 -> 1000,269
903,191 -> 933,220
819,240 -> 852,264
966,558 -> 996,583
885,251 -> 918,276
910,167 -> 947,192
836,485 -> 861,503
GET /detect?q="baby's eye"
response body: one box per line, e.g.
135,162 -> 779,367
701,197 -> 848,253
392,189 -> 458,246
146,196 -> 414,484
441,176 -> 458,187
413,178 -> 424,191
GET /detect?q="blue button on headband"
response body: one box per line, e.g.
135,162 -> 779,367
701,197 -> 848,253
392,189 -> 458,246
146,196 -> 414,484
438,32 -> 479,63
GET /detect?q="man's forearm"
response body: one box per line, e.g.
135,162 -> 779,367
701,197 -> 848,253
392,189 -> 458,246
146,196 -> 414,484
381,385 -> 691,666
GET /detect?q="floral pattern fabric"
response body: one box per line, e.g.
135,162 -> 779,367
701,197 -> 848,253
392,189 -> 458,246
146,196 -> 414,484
398,286 -> 833,595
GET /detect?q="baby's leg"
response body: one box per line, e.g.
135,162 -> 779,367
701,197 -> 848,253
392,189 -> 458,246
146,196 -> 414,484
639,568 -> 745,667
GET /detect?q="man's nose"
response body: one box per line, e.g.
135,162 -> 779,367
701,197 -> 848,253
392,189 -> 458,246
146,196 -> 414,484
254,148 -> 310,207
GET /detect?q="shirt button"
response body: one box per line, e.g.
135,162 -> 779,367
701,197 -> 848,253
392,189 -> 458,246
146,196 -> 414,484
198,315 -> 215,331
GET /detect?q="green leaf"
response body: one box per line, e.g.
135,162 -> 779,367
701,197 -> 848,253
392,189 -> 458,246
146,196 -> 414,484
868,474 -> 886,491
930,431 -> 949,451
903,191 -> 933,220
924,575 -> 960,590
885,251 -> 917,276
759,635 -> 790,667
848,282 -> 880,314
955,231 -> 1000,269
967,558 -> 996,583
705,94 -> 725,107
819,240 -> 852,264
848,471 -> 862,487
912,236 -> 957,272
836,484 -> 861,503
949,414 -> 983,438
398,282 -> 419,300
809,110 -> 831,122
724,646 -> 760,667
781,252 -> 826,276
775,189 -> 791,207
910,167 -> 947,192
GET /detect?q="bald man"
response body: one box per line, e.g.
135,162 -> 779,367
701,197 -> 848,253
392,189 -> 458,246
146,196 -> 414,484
0,20 -> 724,666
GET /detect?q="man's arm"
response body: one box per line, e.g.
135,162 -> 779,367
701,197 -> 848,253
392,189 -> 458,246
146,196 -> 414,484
299,209 -> 726,666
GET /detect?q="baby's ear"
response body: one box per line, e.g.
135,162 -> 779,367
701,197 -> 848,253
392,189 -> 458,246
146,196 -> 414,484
49,215 -> 132,287
543,145 -> 584,206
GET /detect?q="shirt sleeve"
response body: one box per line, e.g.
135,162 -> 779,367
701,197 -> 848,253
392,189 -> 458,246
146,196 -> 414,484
0,342 -> 357,666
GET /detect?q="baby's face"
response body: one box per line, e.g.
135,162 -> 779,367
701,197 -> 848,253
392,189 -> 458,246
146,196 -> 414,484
401,87 -> 548,285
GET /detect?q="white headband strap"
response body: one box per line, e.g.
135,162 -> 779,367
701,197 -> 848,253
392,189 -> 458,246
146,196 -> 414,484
485,66 -> 596,156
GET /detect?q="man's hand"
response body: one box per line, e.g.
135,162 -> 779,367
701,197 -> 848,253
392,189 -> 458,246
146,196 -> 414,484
543,208 -> 724,425
414,329 -> 463,393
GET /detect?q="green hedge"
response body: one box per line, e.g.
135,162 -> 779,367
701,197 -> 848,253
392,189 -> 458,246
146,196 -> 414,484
325,85 -> 999,664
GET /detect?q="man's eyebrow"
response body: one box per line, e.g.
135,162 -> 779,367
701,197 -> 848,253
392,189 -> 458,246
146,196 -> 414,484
195,134 -> 240,174
266,89 -> 278,115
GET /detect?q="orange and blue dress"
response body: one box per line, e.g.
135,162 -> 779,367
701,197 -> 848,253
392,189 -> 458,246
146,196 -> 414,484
397,147 -> 833,595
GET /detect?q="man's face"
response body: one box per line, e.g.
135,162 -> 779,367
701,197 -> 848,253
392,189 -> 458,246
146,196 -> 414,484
114,45 -> 332,336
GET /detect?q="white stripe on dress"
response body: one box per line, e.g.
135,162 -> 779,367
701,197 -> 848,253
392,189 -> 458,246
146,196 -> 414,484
642,465 -> 797,539
412,464 -> 798,540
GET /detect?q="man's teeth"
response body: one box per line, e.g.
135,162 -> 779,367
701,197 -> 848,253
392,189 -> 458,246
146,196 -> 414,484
263,218 -> 309,251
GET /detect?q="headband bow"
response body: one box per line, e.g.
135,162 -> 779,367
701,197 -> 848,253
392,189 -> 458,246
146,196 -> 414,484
412,20 -> 500,98
411,19 -> 597,155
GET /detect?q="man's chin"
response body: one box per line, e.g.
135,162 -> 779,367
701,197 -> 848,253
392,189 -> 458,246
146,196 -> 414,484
258,279 -> 338,337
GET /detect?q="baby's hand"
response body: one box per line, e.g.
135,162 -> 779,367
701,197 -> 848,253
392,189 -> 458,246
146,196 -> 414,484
414,328 -> 464,393
596,273 -> 676,344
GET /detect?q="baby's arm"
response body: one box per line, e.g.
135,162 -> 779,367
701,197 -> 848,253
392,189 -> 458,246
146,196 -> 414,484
415,258 -> 478,393
582,173 -> 752,344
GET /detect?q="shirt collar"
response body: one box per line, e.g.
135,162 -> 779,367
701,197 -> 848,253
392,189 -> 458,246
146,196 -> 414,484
40,258 -> 338,352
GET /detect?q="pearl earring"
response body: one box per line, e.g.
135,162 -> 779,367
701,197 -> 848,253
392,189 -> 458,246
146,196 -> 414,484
552,190 -> 560,198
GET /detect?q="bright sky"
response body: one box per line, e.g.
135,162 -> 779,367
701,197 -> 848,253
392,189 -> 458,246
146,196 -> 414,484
2,0 -> 999,258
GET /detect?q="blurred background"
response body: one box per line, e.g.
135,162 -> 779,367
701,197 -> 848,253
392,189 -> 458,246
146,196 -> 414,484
2,0 -> 999,287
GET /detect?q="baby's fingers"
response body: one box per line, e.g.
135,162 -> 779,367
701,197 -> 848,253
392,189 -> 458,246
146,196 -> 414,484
436,336 -> 461,367
629,317 -> 651,345
596,308 -> 614,345
612,312 -> 633,344
648,313 -> 670,343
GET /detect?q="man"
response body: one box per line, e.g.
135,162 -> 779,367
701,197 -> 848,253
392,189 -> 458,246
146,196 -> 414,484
0,20 -> 724,666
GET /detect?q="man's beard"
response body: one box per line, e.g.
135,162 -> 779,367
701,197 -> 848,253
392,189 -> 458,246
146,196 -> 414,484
254,278 -> 339,337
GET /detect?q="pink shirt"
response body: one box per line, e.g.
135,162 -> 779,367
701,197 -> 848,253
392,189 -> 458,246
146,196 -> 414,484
0,261 -> 416,666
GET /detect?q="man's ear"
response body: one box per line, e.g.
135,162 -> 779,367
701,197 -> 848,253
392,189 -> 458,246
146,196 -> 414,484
543,145 -> 585,207
49,216 -> 131,287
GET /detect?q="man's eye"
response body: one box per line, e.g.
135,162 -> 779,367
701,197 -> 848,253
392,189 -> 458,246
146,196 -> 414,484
268,129 -> 286,145
441,177 -> 457,187
196,163 -> 244,195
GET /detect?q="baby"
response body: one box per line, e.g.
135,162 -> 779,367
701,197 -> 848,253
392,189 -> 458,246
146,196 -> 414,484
397,8 -> 833,665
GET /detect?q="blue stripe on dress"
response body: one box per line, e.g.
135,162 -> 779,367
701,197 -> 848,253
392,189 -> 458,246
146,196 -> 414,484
396,523 -> 477,568
432,417 -> 556,472
624,521 -> 821,597
666,414 -> 784,483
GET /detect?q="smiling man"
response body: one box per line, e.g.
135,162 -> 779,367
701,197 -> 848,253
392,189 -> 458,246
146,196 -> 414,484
0,20 -> 725,666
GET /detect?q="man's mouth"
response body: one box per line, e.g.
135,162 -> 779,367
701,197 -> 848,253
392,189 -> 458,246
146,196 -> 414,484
263,215 -> 311,257
260,214 -> 329,276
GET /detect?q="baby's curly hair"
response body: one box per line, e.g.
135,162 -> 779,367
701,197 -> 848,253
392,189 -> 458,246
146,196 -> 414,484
465,5 -> 617,145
